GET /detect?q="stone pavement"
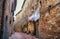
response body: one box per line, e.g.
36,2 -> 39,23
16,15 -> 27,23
9,32 -> 38,39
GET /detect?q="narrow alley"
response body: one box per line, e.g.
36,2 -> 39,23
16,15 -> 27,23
0,0 -> 60,39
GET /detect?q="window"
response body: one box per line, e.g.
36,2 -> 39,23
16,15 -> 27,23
32,6 -> 34,10
10,20 -> 11,24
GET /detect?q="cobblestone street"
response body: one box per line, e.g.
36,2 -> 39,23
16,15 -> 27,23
9,32 -> 38,39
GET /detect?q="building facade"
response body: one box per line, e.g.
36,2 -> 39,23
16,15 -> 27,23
39,0 -> 60,39
0,0 -> 17,39
14,0 -> 40,38
0,0 -> 3,39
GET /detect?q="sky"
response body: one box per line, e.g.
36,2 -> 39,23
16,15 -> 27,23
14,0 -> 24,20
14,0 -> 24,16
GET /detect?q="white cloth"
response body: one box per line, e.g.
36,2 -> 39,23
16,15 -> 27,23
29,7 -> 40,21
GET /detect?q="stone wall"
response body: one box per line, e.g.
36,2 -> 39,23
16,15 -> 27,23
39,0 -> 60,39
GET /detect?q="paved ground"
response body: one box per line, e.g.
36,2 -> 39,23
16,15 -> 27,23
9,32 -> 38,39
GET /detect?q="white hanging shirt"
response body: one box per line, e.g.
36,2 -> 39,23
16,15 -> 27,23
29,7 -> 40,21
